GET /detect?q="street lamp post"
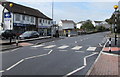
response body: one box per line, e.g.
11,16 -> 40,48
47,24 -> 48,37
9,3 -> 13,44
114,5 -> 118,46
51,0 -> 54,37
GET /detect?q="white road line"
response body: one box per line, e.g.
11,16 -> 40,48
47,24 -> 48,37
72,46 -> 82,50
5,50 -> 53,71
11,48 -> 19,52
85,52 -> 98,59
6,59 -> 24,71
86,39 -> 108,75
43,45 -> 56,49
25,54 -> 47,60
48,50 -> 53,54
84,58 -> 87,66
31,44 -> 44,48
102,52 -> 119,56
64,66 -> 85,77
0,70 -> 5,73
1,48 -> 20,54
87,47 -> 96,51
63,52 -> 98,77
99,43 -> 102,47
58,45 -> 69,49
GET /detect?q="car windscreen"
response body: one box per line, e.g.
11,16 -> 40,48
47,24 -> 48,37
22,32 -> 33,35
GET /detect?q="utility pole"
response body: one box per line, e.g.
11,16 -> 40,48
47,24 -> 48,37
51,0 -> 54,37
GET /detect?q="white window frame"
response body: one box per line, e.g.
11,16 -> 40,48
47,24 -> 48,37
15,14 -> 20,21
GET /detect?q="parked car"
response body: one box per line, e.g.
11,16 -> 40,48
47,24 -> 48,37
1,30 -> 16,39
19,31 -> 39,39
0,30 -> 5,38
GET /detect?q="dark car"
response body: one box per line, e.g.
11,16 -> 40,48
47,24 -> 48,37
19,31 -> 39,39
1,30 -> 16,39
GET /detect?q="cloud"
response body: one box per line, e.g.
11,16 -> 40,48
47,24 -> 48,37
8,1 -> 118,23
53,2 -> 117,23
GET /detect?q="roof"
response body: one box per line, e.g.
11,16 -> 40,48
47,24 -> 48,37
77,21 -> 86,24
1,1 -> 52,20
61,20 -> 75,24
94,21 -> 103,23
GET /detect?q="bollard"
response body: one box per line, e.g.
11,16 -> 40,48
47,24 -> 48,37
16,36 -> 19,46
109,38 -> 112,52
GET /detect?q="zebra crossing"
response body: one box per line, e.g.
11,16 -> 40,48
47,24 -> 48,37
86,47 -> 97,51
43,45 -> 56,49
31,44 -> 100,52
71,46 -> 82,50
58,45 -> 69,49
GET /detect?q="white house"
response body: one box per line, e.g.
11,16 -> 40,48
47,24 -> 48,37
58,20 -> 77,36
58,20 -> 75,30
76,21 -> 86,29
94,21 -> 110,29
0,1 -> 53,36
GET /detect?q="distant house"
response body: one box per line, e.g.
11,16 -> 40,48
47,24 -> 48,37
76,20 -> 96,29
58,20 -> 75,30
0,1 -> 52,36
76,21 -> 86,29
94,21 -> 110,29
58,20 -> 76,36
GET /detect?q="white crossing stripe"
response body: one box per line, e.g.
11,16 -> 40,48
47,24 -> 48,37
87,47 -> 97,51
72,46 -> 82,50
43,45 -> 56,48
31,44 -> 44,48
58,45 -> 69,49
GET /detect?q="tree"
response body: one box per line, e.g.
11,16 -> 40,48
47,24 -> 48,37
95,26 -> 106,32
81,20 -> 95,31
105,11 -> 120,33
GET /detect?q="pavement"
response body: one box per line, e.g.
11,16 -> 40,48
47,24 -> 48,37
0,32 -> 108,76
0,36 -> 62,51
87,34 -> 120,76
0,36 -> 52,45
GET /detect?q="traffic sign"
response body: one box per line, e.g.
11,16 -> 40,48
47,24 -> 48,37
4,12 -> 11,18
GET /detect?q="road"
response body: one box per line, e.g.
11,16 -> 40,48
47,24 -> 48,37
1,32 -> 109,76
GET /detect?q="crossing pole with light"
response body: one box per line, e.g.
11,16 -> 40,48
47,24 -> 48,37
9,3 -> 13,44
114,5 -> 118,46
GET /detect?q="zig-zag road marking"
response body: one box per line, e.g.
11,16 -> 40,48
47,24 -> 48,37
63,52 -> 98,77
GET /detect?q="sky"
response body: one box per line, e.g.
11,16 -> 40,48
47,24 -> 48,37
8,0 -> 119,23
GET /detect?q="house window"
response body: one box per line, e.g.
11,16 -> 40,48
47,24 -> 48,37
27,16 -> 29,21
48,21 -> 50,24
31,17 -> 34,23
42,19 -> 44,23
22,15 -> 25,20
15,14 -> 20,21
39,19 -> 42,23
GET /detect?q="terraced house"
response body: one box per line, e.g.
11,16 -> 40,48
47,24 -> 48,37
0,1 -> 53,36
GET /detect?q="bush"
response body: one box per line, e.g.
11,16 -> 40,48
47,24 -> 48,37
95,26 -> 106,32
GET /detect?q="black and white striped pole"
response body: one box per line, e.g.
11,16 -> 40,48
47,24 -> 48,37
109,38 -> 112,52
114,5 -> 118,46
